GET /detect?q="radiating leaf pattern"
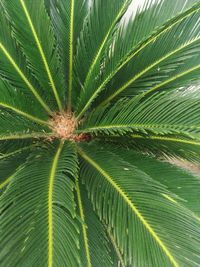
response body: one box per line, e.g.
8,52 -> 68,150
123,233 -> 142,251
1,0 -> 65,110
0,0 -> 200,266
48,0 -> 88,108
81,88 -> 200,139
0,142 -> 81,267
79,143 -> 200,267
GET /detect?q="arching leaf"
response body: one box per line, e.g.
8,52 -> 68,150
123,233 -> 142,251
0,108 -> 49,139
0,7 -> 51,113
0,141 -> 81,267
111,146 -> 200,217
76,1 -> 200,117
0,79 -> 49,125
78,143 -> 200,267
75,0 -> 131,105
1,0 -> 65,110
75,181 -> 114,267
47,0 -> 88,108
0,142 -> 35,195
123,134 -> 200,164
80,87 -> 200,139
97,3 -> 200,106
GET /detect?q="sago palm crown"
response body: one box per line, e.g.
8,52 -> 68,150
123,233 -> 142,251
0,0 -> 200,266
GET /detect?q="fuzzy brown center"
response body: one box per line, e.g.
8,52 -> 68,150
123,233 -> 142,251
49,112 -> 91,142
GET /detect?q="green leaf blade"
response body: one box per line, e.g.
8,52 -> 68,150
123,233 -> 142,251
0,142 -> 81,267
2,0 -> 65,110
76,1 -> 200,116
81,88 -> 200,141
79,143 -> 200,266
76,181 -> 114,267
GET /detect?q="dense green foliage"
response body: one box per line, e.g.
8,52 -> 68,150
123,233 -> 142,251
0,0 -> 200,266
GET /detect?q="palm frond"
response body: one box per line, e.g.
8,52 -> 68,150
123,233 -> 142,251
111,146 -> 200,216
76,1 -> 200,117
105,224 -> 126,267
0,108 -> 49,139
0,0 -> 200,266
0,79 -> 49,125
78,143 -> 200,266
80,87 -> 200,140
47,0 -> 88,109
0,139 -> 33,155
96,3 -> 200,106
75,0 -> 131,105
75,181 -> 114,267
0,141 -> 81,267
0,8 -> 51,113
1,0 -> 65,110
0,143 -> 34,194
109,134 -> 200,165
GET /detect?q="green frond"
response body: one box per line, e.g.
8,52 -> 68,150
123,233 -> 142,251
47,0 -> 88,109
0,141 -> 81,267
1,0 -> 65,110
121,134 -> 200,164
97,3 -> 200,105
75,181 -> 114,267
0,108 -> 49,138
75,0 -> 131,107
0,143 -> 35,194
0,8 -> 51,113
76,1 -> 200,117
0,0 -> 200,266
113,147 -> 200,216
0,79 -> 49,125
78,143 -> 200,267
0,139 -> 33,155
80,88 -> 200,139
105,224 -> 126,267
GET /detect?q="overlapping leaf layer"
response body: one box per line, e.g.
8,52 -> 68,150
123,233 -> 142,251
0,1 -> 200,266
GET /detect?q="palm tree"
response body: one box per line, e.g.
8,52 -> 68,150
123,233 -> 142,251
0,0 -> 200,266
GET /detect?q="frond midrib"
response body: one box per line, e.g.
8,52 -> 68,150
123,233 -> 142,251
75,178 -> 92,267
104,224 -> 125,267
99,37 -> 200,107
83,0 -> 130,89
0,132 -> 52,141
131,134 -> 200,146
144,64 -> 200,96
76,3 -> 200,118
80,122 -> 200,134
19,0 -> 62,111
0,102 -> 49,126
0,43 -> 51,114
0,144 -> 36,160
67,0 -> 75,110
48,141 -> 64,267
78,147 -> 179,267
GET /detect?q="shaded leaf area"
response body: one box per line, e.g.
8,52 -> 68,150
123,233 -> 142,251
0,143 -> 34,195
75,181 -> 114,267
109,145 -> 200,217
79,143 -> 200,267
1,0 -> 65,110
47,0 -> 88,103
112,134 -> 200,164
0,108 -> 50,139
0,142 -> 81,267
76,0 -> 199,117
97,3 -> 200,105
75,0 -> 131,104
0,139 -> 34,155
81,89 -> 200,139
0,7 -> 51,113
0,79 -> 49,124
